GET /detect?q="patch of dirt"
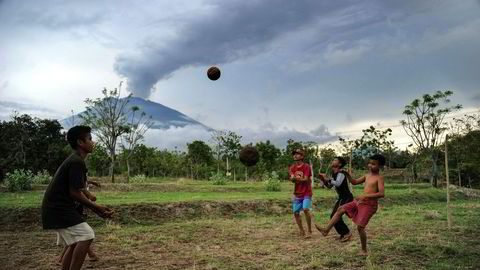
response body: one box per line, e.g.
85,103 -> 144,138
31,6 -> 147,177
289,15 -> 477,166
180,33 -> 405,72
0,200 -> 293,231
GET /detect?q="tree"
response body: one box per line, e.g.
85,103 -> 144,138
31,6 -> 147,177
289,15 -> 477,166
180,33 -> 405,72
400,90 -> 462,187
187,140 -> 214,179
354,126 -> 396,168
318,147 -> 336,173
447,113 -> 480,187
86,144 -> 110,176
211,130 -> 242,178
80,83 -> 132,183
338,137 -> 355,173
0,113 -> 68,181
256,140 -> 281,172
120,105 -> 153,182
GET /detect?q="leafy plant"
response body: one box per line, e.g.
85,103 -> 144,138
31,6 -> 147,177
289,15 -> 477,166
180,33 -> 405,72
33,169 -> 51,184
263,171 -> 281,192
131,174 -> 147,183
210,172 -> 227,185
5,169 -> 34,192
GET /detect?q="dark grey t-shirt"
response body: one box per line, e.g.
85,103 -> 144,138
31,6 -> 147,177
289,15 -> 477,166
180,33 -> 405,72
41,153 -> 87,229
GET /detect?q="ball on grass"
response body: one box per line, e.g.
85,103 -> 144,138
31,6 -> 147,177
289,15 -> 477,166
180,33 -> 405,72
207,66 -> 221,81
239,146 -> 259,167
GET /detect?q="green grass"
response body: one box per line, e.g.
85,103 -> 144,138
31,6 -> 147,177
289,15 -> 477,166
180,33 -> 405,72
1,200 -> 478,269
0,179 -> 479,269
0,181 -> 468,208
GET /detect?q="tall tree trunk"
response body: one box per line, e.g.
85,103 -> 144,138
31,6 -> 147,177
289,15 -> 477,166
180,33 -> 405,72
430,152 -> 438,188
126,158 -> 131,183
110,156 -> 115,183
457,163 -> 462,187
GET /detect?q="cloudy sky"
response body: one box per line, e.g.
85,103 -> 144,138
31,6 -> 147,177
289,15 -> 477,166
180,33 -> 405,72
1,0 -> 479,150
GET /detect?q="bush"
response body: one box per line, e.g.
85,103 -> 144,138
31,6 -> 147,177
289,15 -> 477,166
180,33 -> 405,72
5,169 -> 34,192
210,172 -> 227,185
131,174 -> 147,183
263,171 -> 281,192
33,170 -> 52,184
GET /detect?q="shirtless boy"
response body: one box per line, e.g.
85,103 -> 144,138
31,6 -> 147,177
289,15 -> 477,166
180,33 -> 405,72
315,154 -> 385,256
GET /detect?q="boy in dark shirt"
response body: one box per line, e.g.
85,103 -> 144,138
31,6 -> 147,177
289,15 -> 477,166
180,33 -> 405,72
316,157 -> 353,241
289,149 -> 313,238
42,125 -> 113,270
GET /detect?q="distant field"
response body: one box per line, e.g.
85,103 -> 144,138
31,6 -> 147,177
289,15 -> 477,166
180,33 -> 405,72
1,178 -> 479,269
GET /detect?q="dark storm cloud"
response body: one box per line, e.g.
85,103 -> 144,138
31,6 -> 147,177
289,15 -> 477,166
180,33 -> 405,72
114,0 -> 361,97
0,0 -> 104,30
114,0 -> 464,98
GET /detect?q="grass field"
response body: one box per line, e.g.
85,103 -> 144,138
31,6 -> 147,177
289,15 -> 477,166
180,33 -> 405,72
1,178 -> 479,269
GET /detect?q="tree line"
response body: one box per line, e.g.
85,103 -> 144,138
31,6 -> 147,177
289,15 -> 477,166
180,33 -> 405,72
1,89 -> 478,187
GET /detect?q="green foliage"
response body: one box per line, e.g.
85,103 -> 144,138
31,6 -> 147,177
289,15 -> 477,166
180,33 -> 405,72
256,140 -> 281,173
187,140 -> 214,165
131,174 -> 147,183
263,171 -> 281,192
32,169 -> 51,184
445,129 -> 480,187
210,172 -> 227,185
0,114 -> 68,181
400,90 -> 462,187
5,169 -> 34,192
80,83 -> 133,183
86,144 -> 110,176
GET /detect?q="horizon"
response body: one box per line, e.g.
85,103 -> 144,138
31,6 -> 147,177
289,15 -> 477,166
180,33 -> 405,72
1,0 -> 479,150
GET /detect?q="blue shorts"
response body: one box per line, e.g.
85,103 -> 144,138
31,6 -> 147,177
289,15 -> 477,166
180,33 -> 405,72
292,196 -> 312,213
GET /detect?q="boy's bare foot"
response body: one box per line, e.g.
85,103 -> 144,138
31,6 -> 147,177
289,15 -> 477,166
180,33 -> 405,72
340,232 -> 352,242
299,231 -> 306,237
358,250 -> 368,256
314,224 -> 328,236
304,231 -> 312,239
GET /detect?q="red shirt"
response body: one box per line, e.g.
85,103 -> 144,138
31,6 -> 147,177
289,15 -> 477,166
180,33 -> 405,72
289,162 -> 312,197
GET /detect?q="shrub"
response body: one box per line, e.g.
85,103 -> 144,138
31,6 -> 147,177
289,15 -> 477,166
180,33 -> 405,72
5,169 -> 34,192
264,171 -> 281,192
131,174 -> 147,183
33,170 -> 52,184
210,172 -> 227,185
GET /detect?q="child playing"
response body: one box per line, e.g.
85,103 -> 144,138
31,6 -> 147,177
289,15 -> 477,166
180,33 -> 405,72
42,125 -> 113,270
315,154 -> 385,256
289,149 -> 313,238
57,180 -> 101,264
316,157 -> 353,242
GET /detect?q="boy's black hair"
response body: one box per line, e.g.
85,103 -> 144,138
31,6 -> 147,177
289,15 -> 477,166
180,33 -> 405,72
67,126 -> 91,149
334,156 -> 347,168
369,154 -> 386,167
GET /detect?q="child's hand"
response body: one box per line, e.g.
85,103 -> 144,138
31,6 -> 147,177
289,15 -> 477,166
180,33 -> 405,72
88,194 -> 97,202
88,180 -> 101,188
95,205 -> 114,219
318,173 -> 326,180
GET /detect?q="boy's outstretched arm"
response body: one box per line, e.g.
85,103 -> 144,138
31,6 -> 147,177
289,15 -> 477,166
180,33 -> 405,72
344,172 -> 365,185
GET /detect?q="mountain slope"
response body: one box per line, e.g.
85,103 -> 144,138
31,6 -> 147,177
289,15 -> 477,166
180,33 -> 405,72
61,96 -> 213,131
